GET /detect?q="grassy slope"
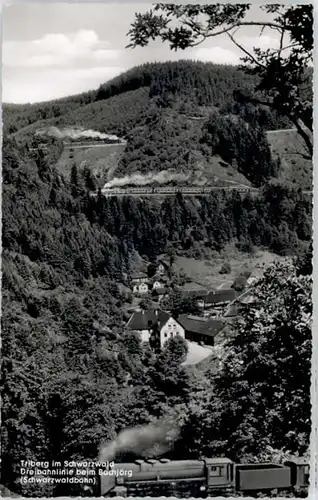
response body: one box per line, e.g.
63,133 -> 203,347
56,143 -> 127,185
266,129 -> 312,190
173,248 -> 289,290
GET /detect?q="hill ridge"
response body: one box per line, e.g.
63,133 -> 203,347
3,60 -> 312,190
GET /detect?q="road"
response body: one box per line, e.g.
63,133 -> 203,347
266,128 -> 297,134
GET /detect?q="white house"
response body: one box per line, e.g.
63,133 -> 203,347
159,316 -> 185,347
126,309 -> 185,348
156,259 -> 170,276
152,280 -> 164,290
132,282 -> 149,294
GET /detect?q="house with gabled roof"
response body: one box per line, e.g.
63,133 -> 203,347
177,314 -> 226,346
130,269 -> 150,294
132,282 -> 149,294
156,258 -> 170,276
126,308 -> 185,348
151,287 -> 169,302
130,271 -> 148,283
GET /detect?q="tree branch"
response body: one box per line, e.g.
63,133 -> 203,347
288,117 -> 313,158
177,20 -> 288,42
234,91 -> 313,158
227,32 -> 267,69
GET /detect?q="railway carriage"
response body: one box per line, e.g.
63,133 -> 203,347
97,456 -> 309,497
101,185 -> 260,197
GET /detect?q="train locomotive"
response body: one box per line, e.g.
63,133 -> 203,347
97,457 -> 309,497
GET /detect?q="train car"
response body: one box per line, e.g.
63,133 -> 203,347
285,459 -> 310,492
97,456 -> 309,497
101,185 -> 258,197
234,463 -> 292,492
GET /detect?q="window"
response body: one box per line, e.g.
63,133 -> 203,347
168,324 -> 172,329
210,466 -> 221,477
164,332 -> 167,338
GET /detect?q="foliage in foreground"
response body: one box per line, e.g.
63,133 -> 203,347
174,260 -> 312,462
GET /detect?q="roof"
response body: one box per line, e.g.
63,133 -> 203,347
152,287 -> 169,295
238,293 -> 257,304
205,289 -> 237,304
178,314 -> 224,337
127,309 -> 170,330
204,458 -> 233,465
180,290 -> 207,299
152,276 -> 169,284
157,258 -> 170,268
131,271 -> 148,280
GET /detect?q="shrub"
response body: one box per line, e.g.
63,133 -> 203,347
220,262 -> 231,274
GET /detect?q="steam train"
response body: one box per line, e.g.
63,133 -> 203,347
96,457 -> 309,497
101,186 -> 259,197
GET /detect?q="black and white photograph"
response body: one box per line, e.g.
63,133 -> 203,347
1,2 -> 314,498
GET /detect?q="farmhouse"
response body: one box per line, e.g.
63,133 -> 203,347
126,309 -> 185,348
152,280 -> 165,290
132,282 -> 149,294
178,314 -> 225,346
156,258 -> 170,276
130,271 -> 150,294
131,272 -> 148,284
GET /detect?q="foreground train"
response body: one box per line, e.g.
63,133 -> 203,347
102,186 -> 258,197
97,457 -> 309,497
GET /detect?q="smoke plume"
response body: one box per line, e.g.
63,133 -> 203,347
99,420 -> 179,462
103,169 -> 208,189
36,126 -> 123,142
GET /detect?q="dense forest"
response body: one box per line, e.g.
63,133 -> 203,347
3,61 -> 261,134
1,60 -> 313,496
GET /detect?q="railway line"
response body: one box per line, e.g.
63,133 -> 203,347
101,185 -> 259,197
95,185 -> 312,198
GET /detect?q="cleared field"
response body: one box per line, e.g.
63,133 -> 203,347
56,143 -> 126,186
266,128 -> 312,189
173,249 -> 289,290
185,150 -> 251,188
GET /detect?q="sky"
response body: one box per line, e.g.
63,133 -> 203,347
2,2 -> 281,104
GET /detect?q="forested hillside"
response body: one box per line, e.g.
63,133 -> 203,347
4,61 -> 310,189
